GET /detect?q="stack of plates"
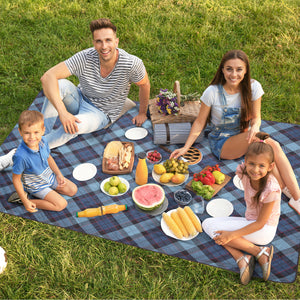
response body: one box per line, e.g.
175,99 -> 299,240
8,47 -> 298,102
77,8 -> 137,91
153,122 -> 203,145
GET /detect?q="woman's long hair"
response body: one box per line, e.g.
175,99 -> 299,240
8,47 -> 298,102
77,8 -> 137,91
242,132 -> 274,204
210,50 -> 252,132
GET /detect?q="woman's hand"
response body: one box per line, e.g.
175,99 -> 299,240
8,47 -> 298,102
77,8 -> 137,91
169,147 -> 188,159
247,124 -> 260,143
213,230 -> 235,245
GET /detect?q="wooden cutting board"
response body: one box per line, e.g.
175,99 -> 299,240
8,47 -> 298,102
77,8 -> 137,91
185,166 -> 231,198
102,142 -> 135,175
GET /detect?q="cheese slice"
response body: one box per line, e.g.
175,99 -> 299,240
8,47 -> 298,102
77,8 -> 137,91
103,141 -> 123,159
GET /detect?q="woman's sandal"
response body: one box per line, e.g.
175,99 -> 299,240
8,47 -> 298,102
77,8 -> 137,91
256,245 -> 274,281
236,255 -> 255,285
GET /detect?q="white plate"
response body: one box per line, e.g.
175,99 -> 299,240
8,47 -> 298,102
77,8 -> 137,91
161,209 -> 199,241
125,127 -> 148,140
73,163 -> 97,181
233,175 -> 244,191
206,198 -> 234,218
100,177 -> 130,197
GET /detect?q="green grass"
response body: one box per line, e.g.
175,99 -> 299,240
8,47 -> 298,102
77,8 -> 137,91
0,0 -> 299,298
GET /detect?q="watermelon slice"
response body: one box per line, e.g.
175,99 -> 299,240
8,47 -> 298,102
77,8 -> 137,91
132,184 -> 165,211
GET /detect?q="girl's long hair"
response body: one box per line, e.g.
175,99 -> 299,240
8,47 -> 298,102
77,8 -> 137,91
242,132 -> 274,204
210,50 -> 252,132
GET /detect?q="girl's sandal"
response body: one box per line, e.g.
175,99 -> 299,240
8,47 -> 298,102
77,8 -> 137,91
236,255 -> 255,285
256,245 -> 274,281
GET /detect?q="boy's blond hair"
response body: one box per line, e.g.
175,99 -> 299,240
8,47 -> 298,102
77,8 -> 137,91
18,110 -> 44,130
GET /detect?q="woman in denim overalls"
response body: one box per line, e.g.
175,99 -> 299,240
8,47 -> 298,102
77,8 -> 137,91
170,50 -> 300,213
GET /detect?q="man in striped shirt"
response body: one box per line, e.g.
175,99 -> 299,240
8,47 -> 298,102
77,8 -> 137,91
40,18 -> 150,149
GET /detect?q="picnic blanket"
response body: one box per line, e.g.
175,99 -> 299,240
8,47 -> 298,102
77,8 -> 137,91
0,92 -> 299,283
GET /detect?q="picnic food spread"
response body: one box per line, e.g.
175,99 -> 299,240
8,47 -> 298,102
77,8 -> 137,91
91,136 -> 229,240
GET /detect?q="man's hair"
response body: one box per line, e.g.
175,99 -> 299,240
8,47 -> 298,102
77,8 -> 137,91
90,18 -> 117,35
18,110 -> 44,130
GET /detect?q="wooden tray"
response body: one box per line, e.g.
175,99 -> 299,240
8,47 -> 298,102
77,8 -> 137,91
185,166 -> 231,198
102,142 -> 135,175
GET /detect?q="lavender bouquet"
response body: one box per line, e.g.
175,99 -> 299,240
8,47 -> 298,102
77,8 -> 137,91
156,89 -> 180,115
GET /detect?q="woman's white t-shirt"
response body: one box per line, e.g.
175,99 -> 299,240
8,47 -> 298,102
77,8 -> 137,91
200,79 -> 264,126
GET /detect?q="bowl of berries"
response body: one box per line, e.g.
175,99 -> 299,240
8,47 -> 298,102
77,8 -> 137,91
174,189 -> 192,206
146,150 -> 162,164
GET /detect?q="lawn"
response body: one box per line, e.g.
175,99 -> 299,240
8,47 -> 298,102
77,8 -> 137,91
0,0 -> 299,298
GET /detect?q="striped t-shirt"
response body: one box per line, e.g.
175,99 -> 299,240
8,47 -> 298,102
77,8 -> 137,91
65,47 -> 146,123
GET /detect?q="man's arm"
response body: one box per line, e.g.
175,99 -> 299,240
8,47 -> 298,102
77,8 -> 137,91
40,62 -> 81,134
132,71 -> 150,126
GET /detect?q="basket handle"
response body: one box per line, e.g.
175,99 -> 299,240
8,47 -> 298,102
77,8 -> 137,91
173,80 -> 181,108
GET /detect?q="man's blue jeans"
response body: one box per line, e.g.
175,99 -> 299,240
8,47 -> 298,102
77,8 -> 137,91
41,79 -> 110,149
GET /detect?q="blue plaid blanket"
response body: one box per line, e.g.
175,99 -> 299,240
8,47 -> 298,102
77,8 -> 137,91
0,93 -> 299,283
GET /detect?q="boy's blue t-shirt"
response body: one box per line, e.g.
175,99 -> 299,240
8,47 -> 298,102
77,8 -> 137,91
13,136 -> 55,193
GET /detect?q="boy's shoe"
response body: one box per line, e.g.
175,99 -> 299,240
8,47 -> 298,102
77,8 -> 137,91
0,149 -> 17,171
7,192 -> 24,204
289,198 -> 300,215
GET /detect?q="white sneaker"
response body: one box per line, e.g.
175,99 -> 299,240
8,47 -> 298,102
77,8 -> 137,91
289,198 -> 300,215
0,148 -> 17,171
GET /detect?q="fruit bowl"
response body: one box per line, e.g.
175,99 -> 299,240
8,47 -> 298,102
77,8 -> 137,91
146,150 -> 162,164
100,177 -> 130,197
174,189 -> 192,206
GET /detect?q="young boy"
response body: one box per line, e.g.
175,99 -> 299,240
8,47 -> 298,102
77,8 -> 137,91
9,110 -> 77,213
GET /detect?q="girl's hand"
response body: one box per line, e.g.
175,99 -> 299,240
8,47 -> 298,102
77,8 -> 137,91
213,230 -> 235,245
24,200 -> 38,213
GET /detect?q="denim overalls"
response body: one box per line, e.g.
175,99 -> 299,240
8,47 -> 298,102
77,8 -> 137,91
208,85 -> 241,159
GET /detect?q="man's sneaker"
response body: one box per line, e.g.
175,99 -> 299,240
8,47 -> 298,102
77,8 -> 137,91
0,149 -> 17,171
7,192 -> 24,204
289,198 -> 300,215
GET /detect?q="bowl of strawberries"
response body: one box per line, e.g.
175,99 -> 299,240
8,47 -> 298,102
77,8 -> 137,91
146,150 -> 162,164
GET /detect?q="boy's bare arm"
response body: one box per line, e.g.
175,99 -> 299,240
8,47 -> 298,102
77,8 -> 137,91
12,173 -> 37,212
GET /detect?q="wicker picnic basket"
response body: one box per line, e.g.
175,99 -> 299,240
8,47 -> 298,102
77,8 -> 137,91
149,81 -> 201,125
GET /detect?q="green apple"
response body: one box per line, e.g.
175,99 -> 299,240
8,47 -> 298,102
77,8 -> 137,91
118,182 -> 127,193
103,182 -> 111,192
109,176 -> 120,186
108,186 -> 119,196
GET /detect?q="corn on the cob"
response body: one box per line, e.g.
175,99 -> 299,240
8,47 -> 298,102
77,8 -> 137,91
177,207 -> 197,236
171,211 -> 189,238
162,212 -> 183,239
184,206 -> 202,232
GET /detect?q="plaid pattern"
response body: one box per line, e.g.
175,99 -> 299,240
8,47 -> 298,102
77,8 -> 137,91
0,93 -> 299,283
